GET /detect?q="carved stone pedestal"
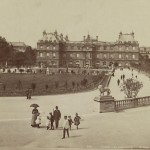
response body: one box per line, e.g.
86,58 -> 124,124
94,95 -> 115,113
100,96 -> 115,113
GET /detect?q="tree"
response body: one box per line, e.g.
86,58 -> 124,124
114,62 -> 118,67
121,78 -> 143,98
31,83 -> 36,92
72,81 -> 75,88
64,81 -> 68,89
55,82 -> 59,89
0,36 -> 15,67
45,84 -> 49,90
24,46 -> 36,66
14,52 -> 26,67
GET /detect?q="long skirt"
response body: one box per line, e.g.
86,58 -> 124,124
31,114 -> 37,127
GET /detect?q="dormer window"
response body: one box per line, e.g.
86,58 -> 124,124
53,46 -> 56,50
126,47 -> 129,50
40,46 -> 43,49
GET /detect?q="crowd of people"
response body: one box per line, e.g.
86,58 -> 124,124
31,106 -> 81,139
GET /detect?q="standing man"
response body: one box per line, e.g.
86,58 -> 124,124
62,116 -> 69,139
54,106 -> 61,129
26,88 -> 29,99
117,79 -> 120,86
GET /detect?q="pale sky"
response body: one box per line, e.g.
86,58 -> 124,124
0,0 -> 150,48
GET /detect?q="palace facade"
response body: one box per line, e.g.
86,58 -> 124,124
36,30 -> 139,68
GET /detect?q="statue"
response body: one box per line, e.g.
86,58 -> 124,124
98,85 -> 111,96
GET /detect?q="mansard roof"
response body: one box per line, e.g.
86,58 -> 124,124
38,30 -> 69,43
117,32 -> 138,43
10,42 -> 26,47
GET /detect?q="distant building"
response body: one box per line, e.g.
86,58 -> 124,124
10,42 -> 27,52
36,31 -> 139,68
139,47 -> 150,58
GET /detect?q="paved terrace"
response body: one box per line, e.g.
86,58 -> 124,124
0,68 -> 150,150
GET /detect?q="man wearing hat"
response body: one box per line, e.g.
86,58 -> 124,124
53,106 -> 61,129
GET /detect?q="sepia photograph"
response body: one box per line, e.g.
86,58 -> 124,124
0,0 -> 150,149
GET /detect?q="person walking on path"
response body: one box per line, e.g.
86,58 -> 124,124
49,112 -> 54,130
62,116 -> 69,139
123,74 -> 125,80
28,88 -> 32,99
68,116 -> 74,130
46,116 -> 50,130
121,75 -> 122,80
36,113 -> 41,128
74,113 -> 81,130
117,79 -> 120,86
53,106 -> 61,129
26,88 -> 29,99
31,107 -> 39,127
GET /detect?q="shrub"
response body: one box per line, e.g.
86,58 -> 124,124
55,82 -> 59,88
45,84 -> 49,90
3,84 -> 6,91
31,83 -> 36,92
72,81 -> 75,88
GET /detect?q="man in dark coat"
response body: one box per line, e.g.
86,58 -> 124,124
53,106 -> 61,129
26,89 -> 29,99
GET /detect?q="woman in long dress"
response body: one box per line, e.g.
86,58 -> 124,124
31,107 -> 39,127
74,113 -> 81,129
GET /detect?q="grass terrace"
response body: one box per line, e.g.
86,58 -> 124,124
0,71 -> 109,96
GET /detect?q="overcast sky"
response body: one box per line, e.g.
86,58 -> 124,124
0,0 -> 150,48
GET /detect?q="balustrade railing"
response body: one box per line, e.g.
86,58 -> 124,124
115,96 -> 150,110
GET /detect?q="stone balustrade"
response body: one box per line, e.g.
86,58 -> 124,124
115,96 -> 150,111
94,95 -> 150,113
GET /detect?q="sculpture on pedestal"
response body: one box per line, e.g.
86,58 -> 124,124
98,85 -> 111,96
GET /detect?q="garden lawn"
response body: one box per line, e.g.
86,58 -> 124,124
0,72 -> 105,96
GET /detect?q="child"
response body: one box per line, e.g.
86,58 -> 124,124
68,116 -> 74,130
62,116 -> 69,139
74,113 -> 81,129
49,112 -> 54,130
36,113 -> 41,128
46,116 -> 50,130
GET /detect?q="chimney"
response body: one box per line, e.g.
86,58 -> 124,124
96,36 -> 98,41
65,35 -> 69,41
131,32 -> 134,38
43,30 -> 46,36
83,36 -> 86,41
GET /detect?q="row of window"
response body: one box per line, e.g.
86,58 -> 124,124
66,46 -> 136,50
38,45 -> 137,51
39,45 -> 56,50
40,52 -> 56,57
39,52 -> 136,59
97,54 -> 136,59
